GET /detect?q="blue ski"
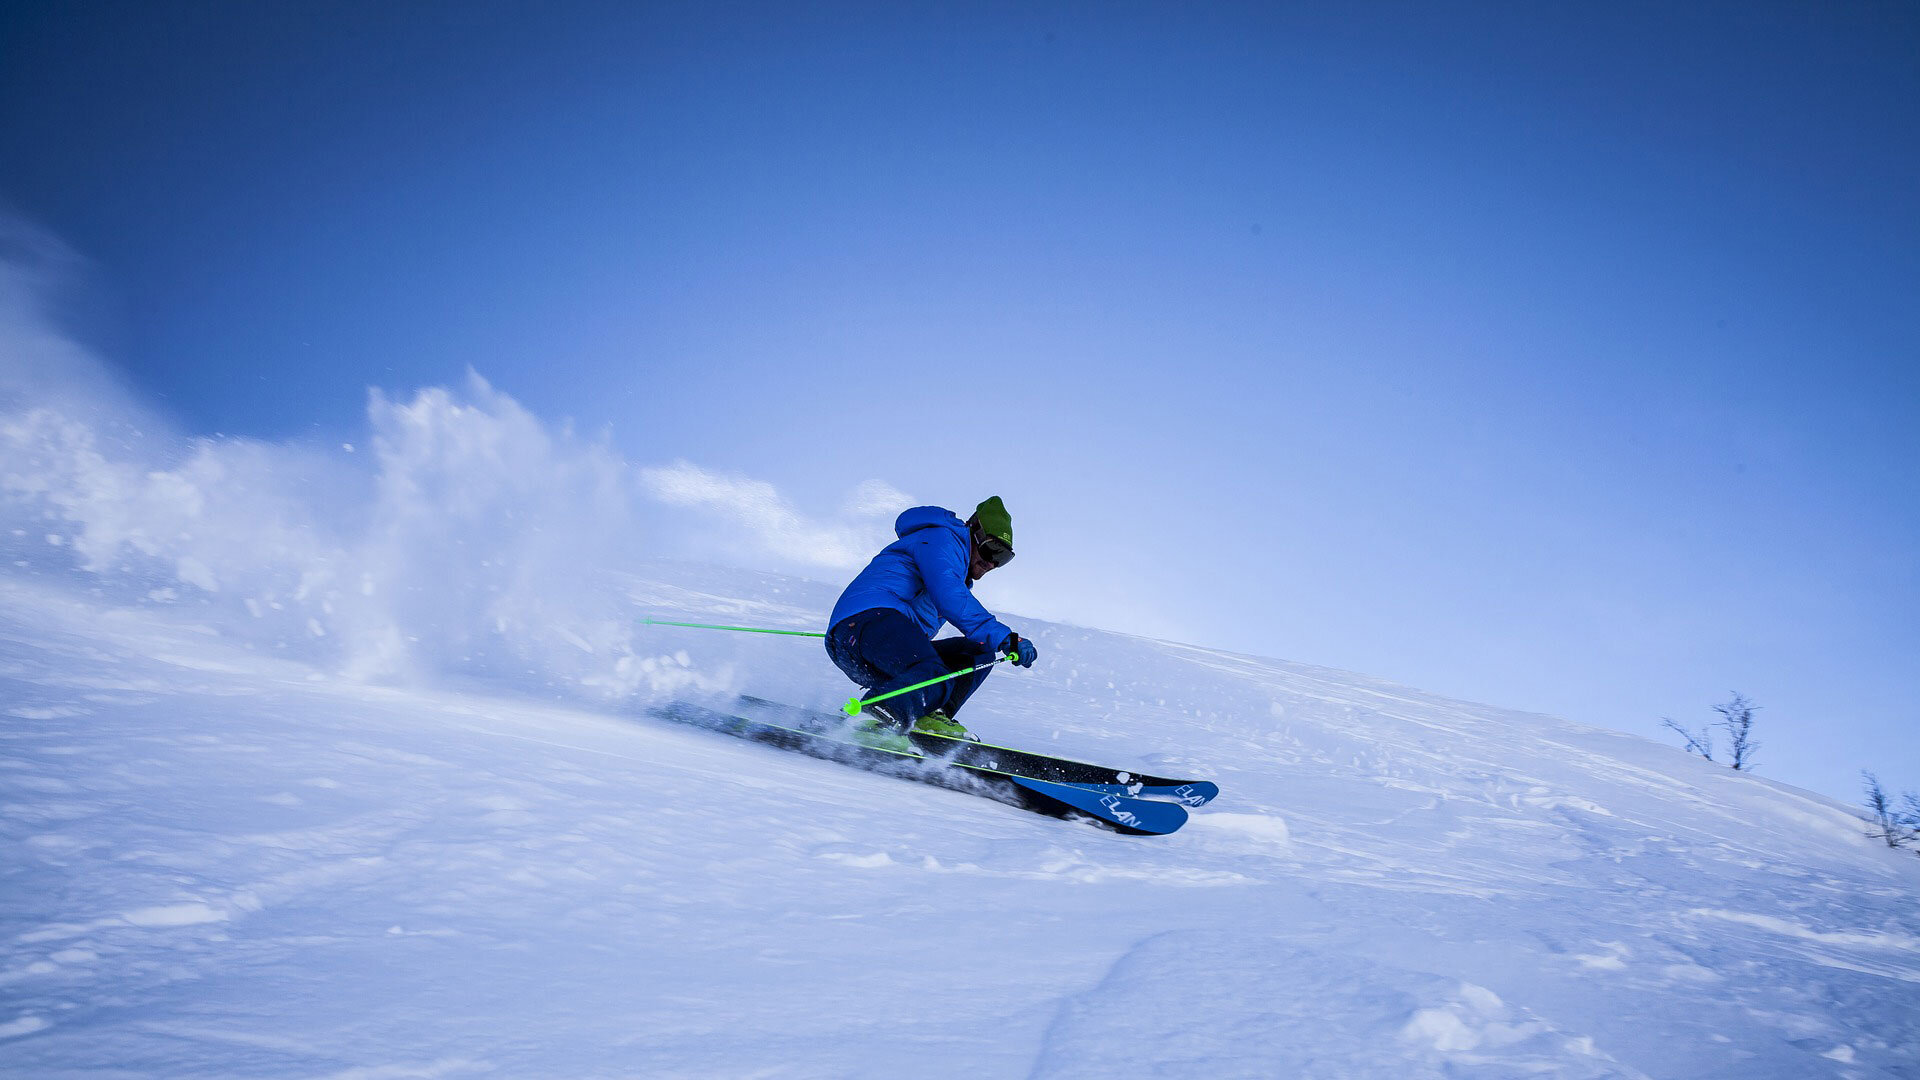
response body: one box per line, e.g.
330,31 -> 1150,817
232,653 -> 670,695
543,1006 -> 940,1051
734,696 -> 1220,806
652,701 -> 1188,835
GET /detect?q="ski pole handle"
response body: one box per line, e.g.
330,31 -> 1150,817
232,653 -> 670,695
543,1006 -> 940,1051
844,654 -> 1014,716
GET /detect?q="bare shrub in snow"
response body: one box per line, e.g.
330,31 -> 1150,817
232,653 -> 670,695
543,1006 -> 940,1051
1661,717 -> 1714,762
1863,772 -> 1920,850
1713,692 -> 1761,772
1662,693 -> 1761,771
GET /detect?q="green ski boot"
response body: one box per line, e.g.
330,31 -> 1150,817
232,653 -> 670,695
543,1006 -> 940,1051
849,705 -> 914,753
911,711 -> 980,742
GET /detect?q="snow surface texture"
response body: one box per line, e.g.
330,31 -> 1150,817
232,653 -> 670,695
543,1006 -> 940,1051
3,570 -> 1919,1079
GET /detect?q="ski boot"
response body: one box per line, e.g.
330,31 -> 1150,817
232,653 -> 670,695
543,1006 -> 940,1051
849,703 -> 914,753
911,711 -> 980,742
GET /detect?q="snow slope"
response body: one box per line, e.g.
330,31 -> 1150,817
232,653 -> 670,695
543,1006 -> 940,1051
1,330 -> 1915,1077
4,562 -> 1918,1080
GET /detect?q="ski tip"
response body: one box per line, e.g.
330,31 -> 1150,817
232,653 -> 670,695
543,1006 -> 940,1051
1007,775 -> 1189,835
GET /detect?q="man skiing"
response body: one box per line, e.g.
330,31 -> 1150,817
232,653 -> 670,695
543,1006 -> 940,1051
825,496 -> 1038,748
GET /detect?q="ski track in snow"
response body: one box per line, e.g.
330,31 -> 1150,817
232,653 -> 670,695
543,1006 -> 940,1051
2,577 -> 1918,1078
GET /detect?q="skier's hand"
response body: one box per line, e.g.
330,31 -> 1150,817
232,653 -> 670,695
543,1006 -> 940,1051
1002,632 -> 1038,668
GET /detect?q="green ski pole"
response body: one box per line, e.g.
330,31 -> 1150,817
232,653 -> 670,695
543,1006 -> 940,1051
641,617 -> 826,639
844,653 -> 1014,717
644,616 -> 1016,718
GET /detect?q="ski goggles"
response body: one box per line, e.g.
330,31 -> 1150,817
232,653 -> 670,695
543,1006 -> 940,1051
977,534 -> 1014,568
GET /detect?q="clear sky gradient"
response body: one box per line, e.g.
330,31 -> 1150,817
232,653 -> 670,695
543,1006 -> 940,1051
2,1 -> 1915,801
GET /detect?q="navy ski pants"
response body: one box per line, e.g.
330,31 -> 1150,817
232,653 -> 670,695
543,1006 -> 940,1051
825,608 -> 993,724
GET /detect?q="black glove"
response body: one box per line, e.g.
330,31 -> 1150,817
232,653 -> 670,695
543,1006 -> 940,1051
1001,632 -> 1038,668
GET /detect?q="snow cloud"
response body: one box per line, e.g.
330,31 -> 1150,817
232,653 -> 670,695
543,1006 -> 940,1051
0,228 -> 899,700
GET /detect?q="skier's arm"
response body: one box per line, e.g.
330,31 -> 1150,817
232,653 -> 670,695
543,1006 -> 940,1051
909,531 -> 1013,653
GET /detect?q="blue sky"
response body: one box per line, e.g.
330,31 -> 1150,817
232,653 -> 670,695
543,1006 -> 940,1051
2,1 -> 1915,802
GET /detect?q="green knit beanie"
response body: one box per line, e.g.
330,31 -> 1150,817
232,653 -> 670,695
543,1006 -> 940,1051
970,496 -> 1013,548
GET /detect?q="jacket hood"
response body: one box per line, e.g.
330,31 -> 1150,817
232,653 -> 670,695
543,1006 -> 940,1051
894,505 -> 967,541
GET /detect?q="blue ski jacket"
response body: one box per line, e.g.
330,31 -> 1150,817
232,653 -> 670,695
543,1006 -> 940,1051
828,506 -> 1013,652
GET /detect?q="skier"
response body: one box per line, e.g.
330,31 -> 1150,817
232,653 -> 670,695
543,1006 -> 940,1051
825,496 -> 1038,748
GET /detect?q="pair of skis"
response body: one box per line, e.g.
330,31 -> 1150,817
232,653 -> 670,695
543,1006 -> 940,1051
651,696 -> 1216,835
